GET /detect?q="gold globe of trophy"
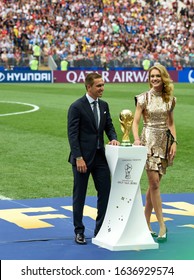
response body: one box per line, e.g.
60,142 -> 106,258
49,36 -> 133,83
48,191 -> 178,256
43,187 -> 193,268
119,109 -> 134,146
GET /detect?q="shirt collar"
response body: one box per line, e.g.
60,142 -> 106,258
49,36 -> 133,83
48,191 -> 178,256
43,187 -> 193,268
86,93 -> 98,104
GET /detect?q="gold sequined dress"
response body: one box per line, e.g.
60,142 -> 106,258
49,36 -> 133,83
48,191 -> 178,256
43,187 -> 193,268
135,88 -> 176,175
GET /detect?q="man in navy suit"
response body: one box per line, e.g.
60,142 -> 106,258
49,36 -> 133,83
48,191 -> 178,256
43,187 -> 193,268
68,72 -> 120,244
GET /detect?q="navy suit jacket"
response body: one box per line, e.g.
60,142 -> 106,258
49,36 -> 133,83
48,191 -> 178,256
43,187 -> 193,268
68,95 -> 117,166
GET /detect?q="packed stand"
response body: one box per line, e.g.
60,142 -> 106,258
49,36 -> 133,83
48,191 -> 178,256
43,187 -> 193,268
0,0 -> 193,70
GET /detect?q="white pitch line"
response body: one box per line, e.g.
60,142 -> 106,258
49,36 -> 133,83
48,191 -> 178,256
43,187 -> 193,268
0,101 -> 39,201
0,101 -> 39,117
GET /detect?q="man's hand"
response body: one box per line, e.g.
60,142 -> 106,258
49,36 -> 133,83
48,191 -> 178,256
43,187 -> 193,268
108,139 -> 120,146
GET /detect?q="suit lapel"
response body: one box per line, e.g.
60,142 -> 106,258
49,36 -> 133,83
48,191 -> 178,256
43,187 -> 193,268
81,96 -> 97,128
98,100 -> 105,128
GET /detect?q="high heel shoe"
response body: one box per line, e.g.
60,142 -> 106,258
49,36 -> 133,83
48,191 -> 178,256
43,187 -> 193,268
157,227 -> 168,243
150,231 -> 158,237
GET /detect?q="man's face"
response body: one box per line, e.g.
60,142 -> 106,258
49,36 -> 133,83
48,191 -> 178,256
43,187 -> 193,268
88,78 -> 104,100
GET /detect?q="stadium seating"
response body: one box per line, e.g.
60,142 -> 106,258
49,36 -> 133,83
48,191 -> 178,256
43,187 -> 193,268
0,0 -> 193,70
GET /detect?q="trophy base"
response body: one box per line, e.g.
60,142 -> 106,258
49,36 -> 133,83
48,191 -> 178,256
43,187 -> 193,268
121,141 -> 132,147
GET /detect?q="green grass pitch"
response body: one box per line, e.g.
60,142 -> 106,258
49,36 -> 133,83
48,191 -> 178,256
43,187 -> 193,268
0,82 -> 194,199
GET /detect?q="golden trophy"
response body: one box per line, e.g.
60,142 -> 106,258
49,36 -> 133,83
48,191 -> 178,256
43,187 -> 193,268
119,109 -> 134,146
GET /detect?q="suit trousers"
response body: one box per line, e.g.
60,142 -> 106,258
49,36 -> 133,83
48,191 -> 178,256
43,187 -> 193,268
72,149 -> 111,236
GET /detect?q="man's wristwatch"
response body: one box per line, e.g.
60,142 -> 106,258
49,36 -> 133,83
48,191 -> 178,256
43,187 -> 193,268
76,157 -> 83,160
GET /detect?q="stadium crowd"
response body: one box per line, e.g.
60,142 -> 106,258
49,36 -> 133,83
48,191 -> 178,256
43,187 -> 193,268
0,0 -> 193,70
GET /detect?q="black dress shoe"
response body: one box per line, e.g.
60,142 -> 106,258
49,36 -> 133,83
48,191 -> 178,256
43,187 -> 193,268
75,233 -> 87,245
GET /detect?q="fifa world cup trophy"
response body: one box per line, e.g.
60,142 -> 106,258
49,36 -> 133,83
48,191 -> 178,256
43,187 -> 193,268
119,109 -> 134,146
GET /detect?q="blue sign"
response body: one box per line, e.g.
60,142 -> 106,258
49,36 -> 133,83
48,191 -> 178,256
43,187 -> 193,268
178,69 -> 194,83
0,71 -> 53,83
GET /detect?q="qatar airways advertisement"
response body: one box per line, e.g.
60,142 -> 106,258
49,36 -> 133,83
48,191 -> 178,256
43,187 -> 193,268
53,70 -> 179,83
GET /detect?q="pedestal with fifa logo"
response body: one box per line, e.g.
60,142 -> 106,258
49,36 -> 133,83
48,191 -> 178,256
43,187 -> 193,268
92,145 -> 159,251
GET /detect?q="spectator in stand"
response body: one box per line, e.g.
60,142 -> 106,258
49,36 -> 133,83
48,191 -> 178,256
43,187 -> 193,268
142,57 -> 151,71
1,49 -> 9,69
60,57 -> 68,71
14,47 -> 22,66
30,57 -> 38,70
176,61 -> 183,70
33,42 -> 41,60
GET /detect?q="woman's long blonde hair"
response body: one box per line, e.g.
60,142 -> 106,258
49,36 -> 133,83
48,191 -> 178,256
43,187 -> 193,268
148,64 -> 174,102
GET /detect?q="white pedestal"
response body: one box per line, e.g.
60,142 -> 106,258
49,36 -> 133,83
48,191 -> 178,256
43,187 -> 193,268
92,145 -> 159,251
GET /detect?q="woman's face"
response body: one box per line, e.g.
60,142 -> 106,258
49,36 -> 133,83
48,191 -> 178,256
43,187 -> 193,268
149,68 -> 163,91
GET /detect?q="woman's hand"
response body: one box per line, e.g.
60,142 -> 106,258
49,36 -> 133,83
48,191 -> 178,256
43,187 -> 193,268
133,138 -> 141,145
169,142 -> 177,161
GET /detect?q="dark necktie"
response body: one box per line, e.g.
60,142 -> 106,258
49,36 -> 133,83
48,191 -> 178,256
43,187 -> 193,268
92,101 -> 98,127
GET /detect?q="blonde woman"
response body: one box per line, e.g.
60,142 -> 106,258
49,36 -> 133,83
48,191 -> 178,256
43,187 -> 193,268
132,64 -> 177,242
